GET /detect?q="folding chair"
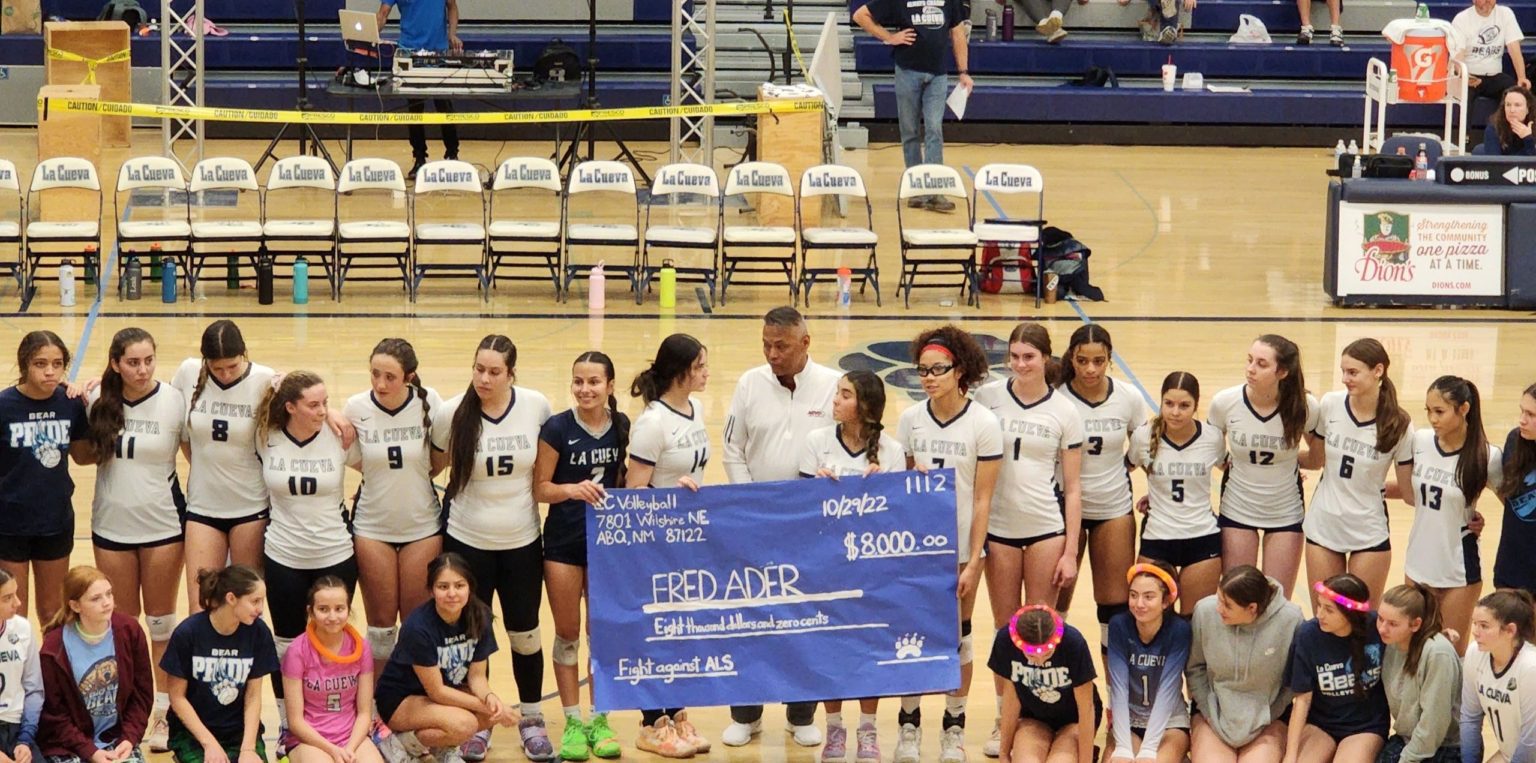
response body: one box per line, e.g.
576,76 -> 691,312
335,158 -> 412,301
113,156 -> 191,298
411,160 -> 487,299
24,156 -> 102,305
797,164 -> 880,306
896,164 -> 979,308
719,161 -> 796,305
188,157 -> 264,294
640,162 -> 720,305
487,157 -> 561,297
972,163 -> 1048,307
561,160 -> 639,303
0,160 -> 21,290
263,155 -> 337,299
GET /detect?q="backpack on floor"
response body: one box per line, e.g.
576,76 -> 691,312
980,243 -> 1033,294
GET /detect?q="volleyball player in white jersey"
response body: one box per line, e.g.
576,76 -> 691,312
626,333 -> 712,759
171,320 -> 275,604
1460,589 -> 1536,762
83,327 -> 187,751
895,325 -> 1001,763
800,369 -> 903,763
0,569 -> 40,763
344,338 -> 444,674
1054,324 -> 1146,648
1130,372 -> 1227,615
430,335 -> 554,762
1300,339 -> 1414,611
256,371 -> 358,753
1404,375 -> 1498,655
1206,334 -> 1319,597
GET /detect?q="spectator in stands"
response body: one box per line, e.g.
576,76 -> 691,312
1454,0 -> 1531,111
1481,86 -> 1536,155
376,0 -> 463,180
1002,0 -> 1081,43
852,0 -> 974,213
1296,0 -> 1343,46
1121,0 -> 1195,44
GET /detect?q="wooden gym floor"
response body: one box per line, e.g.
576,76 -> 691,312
1,129 -> 1531,761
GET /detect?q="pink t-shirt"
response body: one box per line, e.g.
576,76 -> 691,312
281,630 -> 371,747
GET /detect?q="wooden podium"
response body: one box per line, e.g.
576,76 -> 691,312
44,21 -> 131,147
755,85 -> 826,227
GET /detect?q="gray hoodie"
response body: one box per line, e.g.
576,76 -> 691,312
1382,632 -> 1461,761
1185,578 -> 1303,748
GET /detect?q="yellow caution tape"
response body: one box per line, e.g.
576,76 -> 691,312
45,47 -> 132,85
38,97 -> 824,125
783,10 -> 811,80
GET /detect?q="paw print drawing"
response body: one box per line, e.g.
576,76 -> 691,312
895,633 -> 925,660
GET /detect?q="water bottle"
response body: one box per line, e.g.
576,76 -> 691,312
1416,2 -> 1429,19
1414,143 -> 1429,181
588,261 -> 606,310
292,256 -> 310,305
148,242 -> 161,282
1001,5 -> 1015,41
161,257 -> 178,303
1351,155 -> 1363,178
658,260 -> 677,308
1347,139 -> 1359,155
123,256 -> 143,301
256,254 -> 274,305
225,254 -> 239,289
59,260 -> 76,306
985,8 -> 999,40
836,266 -> 853,308
1334,139 -> 1346,160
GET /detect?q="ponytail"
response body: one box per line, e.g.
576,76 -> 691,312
1430,376 -> 1489,504
1256,334 -> 1308,449
1148,371 -> 1200,460
630,334 -> 705,404
197,565 -> 263,611
1341,338 -> 1411,453
1382,582 -> 1442,675
1478,588 -> 1536,644
188,320 -> 247,426
87,328 -> 155,463
843,371 -> 888,468
444,336 -> 517,507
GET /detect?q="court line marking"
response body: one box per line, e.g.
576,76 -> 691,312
67,228 -> 123,381
1108,169 -> 1160,272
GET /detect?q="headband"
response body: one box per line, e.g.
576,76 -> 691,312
921,343 -> 955,361
1313,581 -> 1371,613
1008,605 -> 1065,657
306,621 -> 366,665
1127,563 -> 1180,603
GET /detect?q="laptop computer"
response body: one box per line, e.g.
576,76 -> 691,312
339,10 -> 382,56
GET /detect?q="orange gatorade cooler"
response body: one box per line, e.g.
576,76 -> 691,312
1390,28 -> 1449,101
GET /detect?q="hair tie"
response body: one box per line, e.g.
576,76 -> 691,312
306,621 -> 365,665
1313,581 -> 1371,613
921,343 -> 955,361
1008,605 -> 1065,657
1126,563 -> 1180,603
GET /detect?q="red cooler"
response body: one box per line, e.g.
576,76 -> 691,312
1390,28 -> 1449,101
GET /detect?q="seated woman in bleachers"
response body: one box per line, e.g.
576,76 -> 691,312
1480,87 -> 1536,156
1120,0 -> 1195,45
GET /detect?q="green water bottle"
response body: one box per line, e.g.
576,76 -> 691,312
1415,2 -> 1429,19
659,260 -> 677,308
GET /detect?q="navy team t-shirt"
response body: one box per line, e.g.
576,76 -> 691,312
538,410 -> 627,550
160,611 -> 280,742
1284,616 -> 1390,737
0,386 -> 87,536
376,600 -> 498,702
988,622 -> 1102,729
1494,428 -> 1536,594
861,0 -> 964,75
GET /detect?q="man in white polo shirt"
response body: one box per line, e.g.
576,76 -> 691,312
720,306 -> 841,750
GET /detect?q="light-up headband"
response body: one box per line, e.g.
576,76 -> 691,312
1126,563 -> 1180,603
1313,581 -> 1371,613
1008,605 -> 1065,657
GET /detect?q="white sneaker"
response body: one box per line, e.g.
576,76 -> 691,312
940,726 -> 966,763
146,706 -> 170,752
721,720 -> 761,747
982,719 -> 1000,758
895,724 -> 921,763
790,723 -> 824,747
431,746 -> 466,763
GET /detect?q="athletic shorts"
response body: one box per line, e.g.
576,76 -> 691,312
1020,693 -> 1103,735
987,530 -> 1066,550
356,532 -> 441,554
1139,534 -> 1222,569
0,531 -> 73,563
543,509 -> 586,567
1217,514 -> 1303,534
1305,536 -> 1391,555
1315,723 -> 1388,745
185,510 -> 269,534
169,728 -> 266,763
1081,512 -> 1132,533
1376,735 -> 1459,763
263,554 -> 359,639
93,532 -> 183,552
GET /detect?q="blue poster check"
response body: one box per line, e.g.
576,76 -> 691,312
586,469 -> 962,711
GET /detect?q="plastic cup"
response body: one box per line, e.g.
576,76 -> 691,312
1162,63 -> 1177,92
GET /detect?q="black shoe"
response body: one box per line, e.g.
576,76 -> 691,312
907,198 -> 927,209
926,196 -> 957,213
407,158 -> 426,181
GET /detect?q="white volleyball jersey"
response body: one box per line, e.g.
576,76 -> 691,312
1206,385 -> 1320,528
1302,390 -> 1415,552
260,425 -> 354,569
629,398 -> 710,489
1061,380 -> 1147,520
0,616 -> 35,724
345,386 -> 443,543
1130,421 -> 1225,542
722,361 -> 839,483
974,381 -> 1084,540
89,382 -> 188,544
897,399 -> 1004,558
431,388 -> 551,551
1461,641 -> 1536,760
1404,428 -> 1502,588
799,425 -> 907,478
172,358 -> 275,519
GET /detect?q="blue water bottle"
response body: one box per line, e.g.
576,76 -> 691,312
293,256 -> 310,304
161,258 -> 178,302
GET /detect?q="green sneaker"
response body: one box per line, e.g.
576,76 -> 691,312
560,715 -> 591,761
587,713 -> 621,759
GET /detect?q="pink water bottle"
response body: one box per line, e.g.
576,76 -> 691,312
588,261 -> 606,310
